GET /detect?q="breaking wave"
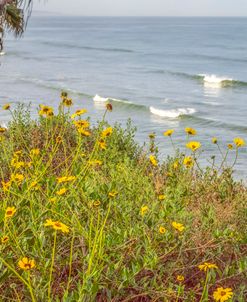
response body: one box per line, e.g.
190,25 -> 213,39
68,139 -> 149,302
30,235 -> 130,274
150,106 -> 196,118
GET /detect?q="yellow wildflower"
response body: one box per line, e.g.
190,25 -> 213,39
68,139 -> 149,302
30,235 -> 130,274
233,137 -> 245,148
18,257 -> 36,271
49,197 -> 57,203
39,105 -> 54,117
198,262 -> 218,272
44,219 -> 69,233
30,149 -> 40,156
56,188 -> 68,196
212,137 -> 218,144
164,129 -> 174,137
57,176 -> 76,183
141,205 -> 148,216
78,129 -> 91,136
1,235 -> 9,244
62,98 -> 73,107
149,133 -> 156,139
5,207 -> 16,218
3,103 -> 10,110
213,287 -> 233,302
98,139 -> 106,150
11,173 -> 24,184
60,91 -> 68,99
88,160 -> 102,166
150,155 -> 158,166
101,127 -> 113,138
183,156 -> 194,168
30,181 -> 39,191
176,275 -> 185,282
11,158 -> 25,169
2,181 -> 11,192
0,127 -> 7,133
173,161 -> 179,169
159,226 -> 166,234
228,144 -> 233,150
186,141 -> 201,152
93,200 -> 101,207
71,109 -> 87,119
74,120 -> 90,128
172,221 -> 185,232
185,127 -> 197,135
108,191 -> 118,198
158,194 -> 166,201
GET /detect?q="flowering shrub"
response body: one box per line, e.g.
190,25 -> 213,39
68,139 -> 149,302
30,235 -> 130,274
0,93 -> 246,301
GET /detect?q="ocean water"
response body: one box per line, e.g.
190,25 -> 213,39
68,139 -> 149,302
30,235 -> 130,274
0,16 -> 246,178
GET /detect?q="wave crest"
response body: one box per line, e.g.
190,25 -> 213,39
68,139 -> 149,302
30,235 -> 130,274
150,106 -> 196,118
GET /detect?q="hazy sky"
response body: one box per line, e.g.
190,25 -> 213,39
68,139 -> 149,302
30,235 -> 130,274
33,0 -> 247,16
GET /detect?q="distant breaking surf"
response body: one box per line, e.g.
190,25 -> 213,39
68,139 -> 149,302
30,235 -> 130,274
150,106 -> 196,118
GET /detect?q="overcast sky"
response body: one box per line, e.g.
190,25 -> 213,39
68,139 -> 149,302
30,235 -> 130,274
33,0 -> 247,16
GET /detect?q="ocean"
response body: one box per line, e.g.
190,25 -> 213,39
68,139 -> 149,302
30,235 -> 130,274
0,16 -> 246,178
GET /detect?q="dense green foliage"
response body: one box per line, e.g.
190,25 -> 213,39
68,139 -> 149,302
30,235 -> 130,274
0,98 -> 246,301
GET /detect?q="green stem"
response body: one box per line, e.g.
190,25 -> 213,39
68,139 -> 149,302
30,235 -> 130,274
199,271 -> 209,302
48,231 -> 57,302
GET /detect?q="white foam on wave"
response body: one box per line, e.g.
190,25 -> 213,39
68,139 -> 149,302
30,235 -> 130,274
93,94 -> 109,102
199,74 -> 233,88
150,106 -> 196,118
0,52 -> 5,56
93,94 -> 133,105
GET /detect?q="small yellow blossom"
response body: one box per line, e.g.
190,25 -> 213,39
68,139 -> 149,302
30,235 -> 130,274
77,128 -> 91,136
101,127 -> 113,138
39,105 -> 54,117
11,158 -> 25,169
2,181 -> 11,192
30,181 -> 39,191
212,137 -> 218,144
49,197 -> 57,203
44,219 -> 69,233
141,205 -> 148,216
228,144 -> 233,150
11,173 -> 24,184
71,109 -> 87,119
172,221 -> 185,232
62,98 -> 73,107
213,287 -> 233,302
56,188 -> 68,196
149,133 -> 156,139
57,176 -> 76,183
88,160 -> 102,166
233,137 -> 245,148
158,194 -> 166,201
3,103 -> 10,110
186,141 -> 201,152
30,149 -> 40,156
176,275 -> 185,282
159,226 -> 166,234
93,200 -> 101,207
164,129 -> 174,137
0,127 -> 7,133
198,262 -> 218,272
74,120 -> 90,128
1,235 -> 9,244
98,139 -> 106,150
108,191 -> 118,198
183,156 -> 194,168
185,127 -> 197,135
150,155 -> 158,166
5,207 -> 16,218
18,257 -> 36,271
173,161 -> 179,169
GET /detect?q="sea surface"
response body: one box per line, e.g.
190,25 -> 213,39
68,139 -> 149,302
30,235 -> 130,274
0,16 -> 246,178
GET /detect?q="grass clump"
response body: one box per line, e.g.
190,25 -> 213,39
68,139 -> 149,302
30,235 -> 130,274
0,94 -> 246,302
